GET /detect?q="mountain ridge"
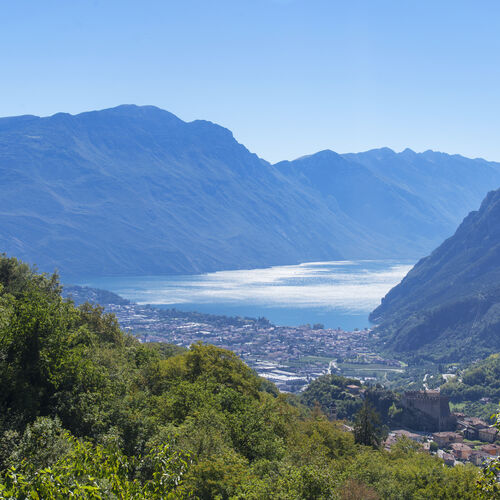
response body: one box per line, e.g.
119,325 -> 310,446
1,104 -> 500,277
370,188 -> 500,362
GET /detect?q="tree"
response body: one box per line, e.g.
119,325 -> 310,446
353,400 -> 385,448
340,480 -> 379,500
0,434 -> 192,499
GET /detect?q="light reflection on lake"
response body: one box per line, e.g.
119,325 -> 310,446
76,260 -> 413,330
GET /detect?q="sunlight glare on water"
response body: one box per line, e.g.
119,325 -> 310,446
77,260 -> 413,329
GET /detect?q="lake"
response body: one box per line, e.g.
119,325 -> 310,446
76,260 -> 413,330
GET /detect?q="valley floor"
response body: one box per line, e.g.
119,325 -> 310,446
105,301 -> 403,392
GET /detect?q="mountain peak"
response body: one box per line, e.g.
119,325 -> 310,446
286,149 -> 342,164
401,147 -> 416,155
313,149 -> 342,160
74,104 -> 184,124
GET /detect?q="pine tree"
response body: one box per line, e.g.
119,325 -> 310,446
354,400 -> 384,448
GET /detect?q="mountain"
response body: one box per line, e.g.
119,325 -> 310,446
370,188 -> 500,363
0,105 -> 354,276
1,104 -> 500,276
344,148 -> 500,233
277,150 -> 444,256
277,148 -> 500,257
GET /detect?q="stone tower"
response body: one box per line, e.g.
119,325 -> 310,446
401,390 -> 456,431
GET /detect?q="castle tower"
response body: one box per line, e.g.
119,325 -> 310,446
401,390 -> 456,431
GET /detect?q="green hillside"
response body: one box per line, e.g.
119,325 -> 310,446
0,255 -> 484,498
370,188 -> 500,363
441,353 -> 500,420
301,374 -> 439,431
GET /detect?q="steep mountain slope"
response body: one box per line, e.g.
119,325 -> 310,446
0,105 -> 372,276
276,150 -> 447,254
277,148 -> 500,256
370,188 -> 500,362
344,147 -> 500,236
1,104 -> 500,277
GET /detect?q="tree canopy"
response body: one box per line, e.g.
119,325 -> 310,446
0,255 -> 487,498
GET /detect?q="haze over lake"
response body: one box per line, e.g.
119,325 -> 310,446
76,260 -> 412,330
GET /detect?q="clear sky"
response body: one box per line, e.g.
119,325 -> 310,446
2,0 -> 500,163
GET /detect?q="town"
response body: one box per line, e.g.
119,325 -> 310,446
64,285 -> 404,391
104,301 -> 396,392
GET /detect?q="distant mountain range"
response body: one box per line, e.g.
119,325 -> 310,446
370,188 -> 500,363
1,104 -> 500,276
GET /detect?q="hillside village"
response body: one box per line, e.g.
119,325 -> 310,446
384,410 -> 500,467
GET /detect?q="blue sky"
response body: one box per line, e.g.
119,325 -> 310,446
2,0 -> 500,162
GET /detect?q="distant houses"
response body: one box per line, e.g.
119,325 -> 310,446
479,427 -> 498,443
346,384 -> 362,395
432,431 -> 463,448
382,392 -> 500,468
450,443 -> 472,461
458,416 -> 499,443
481,444 -> 500,456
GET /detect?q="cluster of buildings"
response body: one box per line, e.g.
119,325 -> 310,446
384,390 -> 499,467
385,429 -> 500,466
460,416 -> 499,443
433,431 -> 500,465
393,429 -> 499,465
105,302 -> 393,391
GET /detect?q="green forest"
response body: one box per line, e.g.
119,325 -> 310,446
0,255 -> 495,499
441,354 -> 500,420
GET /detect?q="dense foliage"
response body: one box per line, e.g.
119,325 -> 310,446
0,256 -> 487,498
300,374 -> 363,420
441,353 -> 500,419
301,374 -> 437,431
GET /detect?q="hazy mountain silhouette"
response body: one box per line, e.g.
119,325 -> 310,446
1,105 -> 499,277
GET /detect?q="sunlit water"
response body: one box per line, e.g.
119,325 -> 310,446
75,260 -> 413,330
